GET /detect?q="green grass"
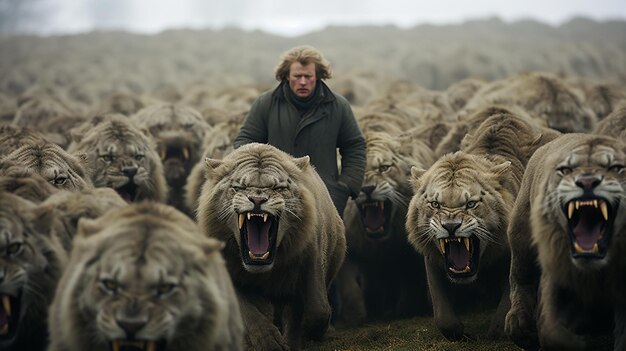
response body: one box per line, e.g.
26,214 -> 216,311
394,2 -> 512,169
304,311 -> 521,351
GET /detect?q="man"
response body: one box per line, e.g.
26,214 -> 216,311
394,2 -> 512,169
234,45 -> 366,216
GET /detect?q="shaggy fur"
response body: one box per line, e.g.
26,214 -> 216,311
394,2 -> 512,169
68,114 -> 167,203
48,202 -> 244,351
0,192 -> 67,351
505,133 -> 626,351
594,101 -> 626,141
197,143 -> 346,350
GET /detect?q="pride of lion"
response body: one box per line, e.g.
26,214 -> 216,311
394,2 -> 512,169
1,34 -> 625,351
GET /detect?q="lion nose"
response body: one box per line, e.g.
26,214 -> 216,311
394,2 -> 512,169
122,165 -> 138,178
361,185 -> 375,195
575,174 -> 602,191
442,221 -> 462,236
248,195 -> 268,206
117,316 -> 148,337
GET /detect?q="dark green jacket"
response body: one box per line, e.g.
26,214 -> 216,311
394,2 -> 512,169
234,81 -> 366,215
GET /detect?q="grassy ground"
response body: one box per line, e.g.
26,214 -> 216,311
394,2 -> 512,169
304,311 -> 521,351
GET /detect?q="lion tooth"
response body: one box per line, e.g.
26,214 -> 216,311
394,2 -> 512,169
574,242 -> 584,253
568,202 -> 575,219
463,238 -> 470,251
463,266 -> 471,273
246,212 -> 251,220
182,147 -> 189,161
262,213 -> 268,222
238,214 -> 244,229
248,251 -> 270,260
575,201 -> 580,210
439,239 -> 446,254
592,243 -> 599,254
261,251 -> 269,260
112,341 -> 121,351
600,201 -> 608,221
2,296 -> 10,317
593,200 -> 598,208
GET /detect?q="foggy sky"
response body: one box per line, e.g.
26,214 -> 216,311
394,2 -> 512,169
19,0 -> 626,36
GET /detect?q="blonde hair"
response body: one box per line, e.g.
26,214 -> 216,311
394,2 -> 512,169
274,45 -> 333,81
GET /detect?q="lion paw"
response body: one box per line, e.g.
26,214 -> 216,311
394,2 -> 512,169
245,323 -> 290,351
505,308 -> 539,350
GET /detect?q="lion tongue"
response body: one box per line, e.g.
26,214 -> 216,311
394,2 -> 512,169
247,219 -> 270,256
447,240 -> 470,271
364,206 -> 385,230
573,217 -> 603,251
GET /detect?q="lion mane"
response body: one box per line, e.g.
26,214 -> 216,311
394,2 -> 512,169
197,143 -> 346,350
47,202 -> 244,351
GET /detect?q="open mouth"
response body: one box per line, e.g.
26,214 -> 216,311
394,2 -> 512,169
358,200 -> 391,239
159,145 -> 190,164
238,211 -> 278,265
0,294 -> 20,341
438,236 -> 479,278
115,182 -> 138,203
564,198 -> 613,259
110,340 -> 165,351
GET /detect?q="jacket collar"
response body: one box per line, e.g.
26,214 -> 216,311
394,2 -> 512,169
272,80 -> 336,104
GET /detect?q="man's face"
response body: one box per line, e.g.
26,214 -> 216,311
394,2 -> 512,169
288,61 -> 317,98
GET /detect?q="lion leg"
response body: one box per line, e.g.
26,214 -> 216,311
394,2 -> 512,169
537,275 -> 586,351
424,256 -> 467,341
505,209 -> 540,350
301,259 -> 332,341
335,258 -> 366,326
487,276 -> 511,340
237,290 -> 289,351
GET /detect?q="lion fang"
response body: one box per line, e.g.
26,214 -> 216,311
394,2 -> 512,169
248,251 -> 270,260
2,296 -> 10,317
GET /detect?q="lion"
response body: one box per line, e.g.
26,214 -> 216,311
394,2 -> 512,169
0,192 -> 67,351
505,133 -> 626,351
47,202 -> 244,351
130,104 -> 209,214
2,140 -> 93,190
68,114 -> 167,203
406,113 -> 547,340
0,160 -> 60,202
338,131 -> 434,324
185,118 -> 242,213
197,143 -> 346,350
0,125 -> 49,155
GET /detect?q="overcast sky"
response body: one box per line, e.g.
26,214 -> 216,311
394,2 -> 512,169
28,0 -> 626,36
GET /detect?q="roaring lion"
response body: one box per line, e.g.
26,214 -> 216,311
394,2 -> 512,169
2,140 -> 93,190
505,133 -> 626,351
48,202 -> 244,351
68,114 -> 167,203
197,143 -> 346,350
338,131 -> 434,323
0,192 -> 67,351
130,104 -> 209,214
406,113 -> 546,340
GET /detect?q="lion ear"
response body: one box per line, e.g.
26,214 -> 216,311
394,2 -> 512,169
204,157 -> 223,176
491,161 -> 511,176
409,166 -> 426,192
76,217 -> 101,238
70,127 -> 83,144
202,237 -> 226,254
293,155 -> 310,171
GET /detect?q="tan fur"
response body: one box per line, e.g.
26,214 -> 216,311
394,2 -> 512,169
130,104 -> 209,214
505,134 -> 626,351
96,92 -> 146,116
2,140 -> 92,190
339,131 -> 433,323
0,161 -> 59,202
462,72 -> 597,133
12,96 -> 75,130
185,119 -> 241,213
68,114 -> 167,203
594,101 -> 626,141
0,192 -> 67,351
48,202 -> 244,351
197,143 -> 346,350
406,114 -> 545,340
0,125 -> 49,155
445,78 -> 486,111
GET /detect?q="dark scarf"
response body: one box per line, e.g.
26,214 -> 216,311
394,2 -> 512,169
283,80 -> 322,115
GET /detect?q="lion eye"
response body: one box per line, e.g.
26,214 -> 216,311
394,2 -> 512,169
156,283 -> 177,296
100,279 -> 119,294
134,154 -> 145,161
51,176 -> 68,186
608,164 -> 624,173
466,201 -> 477,209
430,201 -> 440,209
231,183 -> 245,191
7,242 -> 22,256
557,166 -> 572,175
379,165 -> 391,173
100,154 -> 114,162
